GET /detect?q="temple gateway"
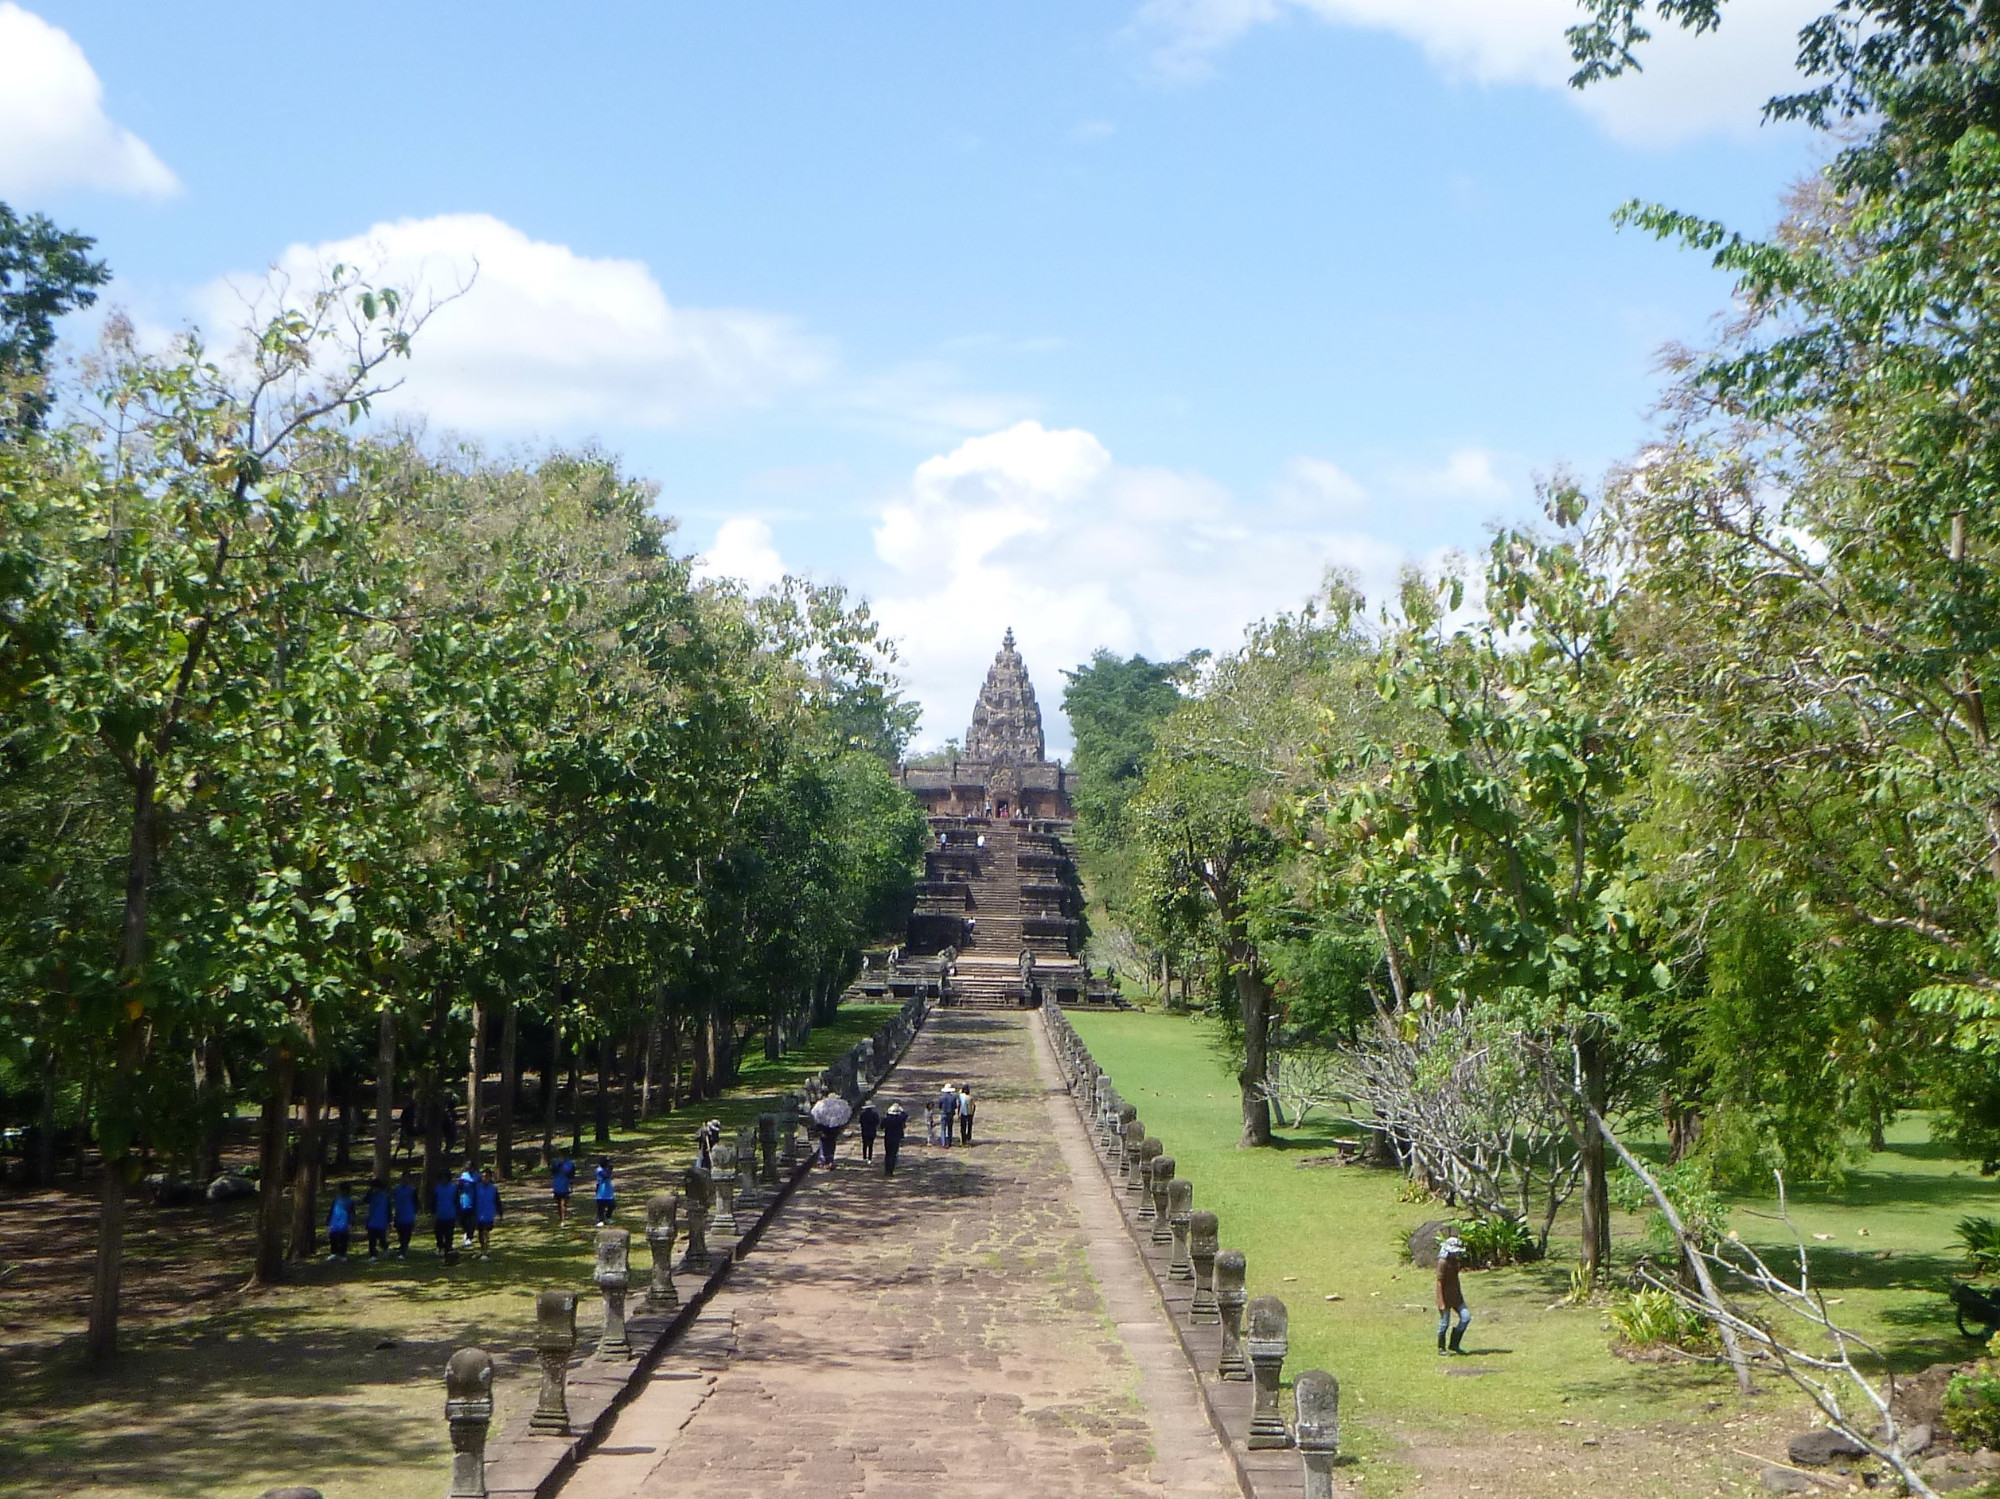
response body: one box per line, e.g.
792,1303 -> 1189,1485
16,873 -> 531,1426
859,632 -> 1123,1009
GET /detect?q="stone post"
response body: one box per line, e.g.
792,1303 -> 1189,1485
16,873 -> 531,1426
1147,1156 -> 1176,1237
1215,1249 -> 1250,1380
1245,1296 -> 1292,1448
780,1098 -> 801,1166
1112,1101 -> 1138,1157
758,1113 -> 779,1185
445,1347 -> 495,1499
680,1165 -> 714,1272
710,1141 -> 739,1234
1116,1117 -> 1141,1179
734,1126 -> 758,1207
595,1228 -> 632,1359
1128,1137 -> 1161,1202
1189,1212 -> 1220,1322
1168,1179 -> 1194,1280
529,1291 -> 577,1436
644,1191 -> 680,1311
1294,1369 -> 1341,1499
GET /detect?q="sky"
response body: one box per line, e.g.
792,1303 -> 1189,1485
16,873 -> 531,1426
2,1 -> 1823,752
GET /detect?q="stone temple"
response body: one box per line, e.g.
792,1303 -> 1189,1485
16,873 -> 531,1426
859,632 -> 1122,1008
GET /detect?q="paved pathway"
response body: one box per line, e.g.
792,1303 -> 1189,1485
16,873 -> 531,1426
562,1008 -> 1239,1499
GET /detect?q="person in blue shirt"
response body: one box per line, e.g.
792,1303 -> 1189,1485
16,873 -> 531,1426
473,1168 -> 503,1258
363,1178 -> 391,1260
593,1157 -> 616,1225
551,1153 -> 576,1224
431,1173 -> 460,1258
392,1171 -> 420,1259
455,1166 -> 479,1248
326,1183 -> 355,1261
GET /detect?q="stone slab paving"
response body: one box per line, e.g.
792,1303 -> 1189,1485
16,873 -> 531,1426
557,1009 -> 1239,1499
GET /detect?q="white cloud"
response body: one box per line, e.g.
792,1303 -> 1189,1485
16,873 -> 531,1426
0,4 -> 177,198
1397,447 -> 1512,504
1132,0 -> 1822,144
1276,455 -> 1368,516
204,213 -> 830,432
868,420 -> 1411,751
693,516 -> 789,591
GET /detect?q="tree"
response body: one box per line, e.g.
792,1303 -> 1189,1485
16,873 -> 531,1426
0,203 -> 110,435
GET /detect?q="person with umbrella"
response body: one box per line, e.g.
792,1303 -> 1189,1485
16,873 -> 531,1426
810,1095 -> 852,1166
882,1103 -> 907,1176
858,1098 -> 881,1163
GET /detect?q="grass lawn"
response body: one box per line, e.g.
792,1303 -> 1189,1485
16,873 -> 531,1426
1069,1008 -> 2000,1497
0,1004 -> 899,1499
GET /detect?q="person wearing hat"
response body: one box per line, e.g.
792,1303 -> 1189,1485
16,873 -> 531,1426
1436,1236 -> 1471,1355
881,1103 -> 908,1176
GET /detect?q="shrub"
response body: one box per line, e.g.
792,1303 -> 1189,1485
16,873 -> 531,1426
1944,1365 -> 2000,1450
1958,1216 -> 2000,1275
1610,1158 -> 1730,1256
1608,1289 -> 1713,1354
1450,1215 -> 1537,1268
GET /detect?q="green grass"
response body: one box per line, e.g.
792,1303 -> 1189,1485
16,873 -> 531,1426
1068,1009 -> 2000,1490
0,1004 -> 899,1499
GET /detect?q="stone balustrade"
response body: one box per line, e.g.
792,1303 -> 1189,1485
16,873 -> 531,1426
1040,1002 -> 1348,1499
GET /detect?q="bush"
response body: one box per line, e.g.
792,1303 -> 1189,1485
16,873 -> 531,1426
1608,1289 -> 1714,1354
1450,1215 -> 1537,1268
1609,1158 -> 1730,1256
1944,1365 -> 2000,1450
1958,1216 -> 2000,1275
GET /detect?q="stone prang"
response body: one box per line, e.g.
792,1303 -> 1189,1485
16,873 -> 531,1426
964,629 -> 1046,765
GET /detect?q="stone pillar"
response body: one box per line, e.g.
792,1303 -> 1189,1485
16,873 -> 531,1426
445,1347 -> 495,1499
1168,1179 -> 1194,1280
733,1126 -> 758,1206
780,1098 -> 801,1166
595,1229 -> 632,1359
1116,1117 -> 1141,1179
1215,1249 -> 1250,1380
1128,1138 -> 1161,1202
529,1291 -> 577,1436
1294,1368 -> 1340,1499
1189,1212 -> 1220,1322
1245,1296 -> 1292,1448
1147,1156 -> 1176,1237
679,1165 -> 714,1272
710,1141 -> 739,1234
644,1191 -> 680,1311
758,1113 -> 779,1186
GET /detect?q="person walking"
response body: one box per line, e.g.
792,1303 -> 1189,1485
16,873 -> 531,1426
1436,1236 -> 1471,1355
817,1117 -> 844,1167
326,1183 -> 355,1261
858,1099 -> 880,1163
431,1172 -> 460,1259
455,1164 -> 479,1247
363,1178 -> 391,1260
594,1157 -> 617,1225
938,1084 -> 959,1147
958,1085 -> 976,1144
474,1167 -> 503,1258
392,1170 -> 420,1258
882,1103 -> 907,1176
924,1100 -> 940,1146
550,1151 -> 576,1223
697,1119 -> 722,1170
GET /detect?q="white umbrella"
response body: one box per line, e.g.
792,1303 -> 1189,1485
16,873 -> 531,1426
810,1096 -> 853,1128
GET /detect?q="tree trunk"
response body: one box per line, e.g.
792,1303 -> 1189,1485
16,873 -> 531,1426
495,1000 -> 518,1178
372,1006 -> 396,1185
1230,945 -> 1274,1148
691,1006 -> 712,1102
333,1069 -> 354,1170
1869,1097 -> 1888,1153
87,767 -> 162,1366
541,1018 -> 561,1156
422,981 -> 448,1191
253,1045 -> 295,1284
287,1052 -> 326,1259
1577,1029 -> 1612,1278
195,1035 -> 226,1180
465,998 -> 486,1169
594,1033 -> 614,1145
34,1058 -> 55,1187
567,1051 -> 582,1153
621,1025 -> 641,1131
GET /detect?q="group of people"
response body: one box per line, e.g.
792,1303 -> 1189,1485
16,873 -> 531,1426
925,1082 -> 974,1145
322,1165 -> 504,1263
548,1152 -> 618,1225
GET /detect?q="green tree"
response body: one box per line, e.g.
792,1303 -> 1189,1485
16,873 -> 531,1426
0,202 -> 109,434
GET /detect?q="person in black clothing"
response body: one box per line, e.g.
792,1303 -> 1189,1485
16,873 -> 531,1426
858,1100 -> 880,1162
881,1103 -> 907,1176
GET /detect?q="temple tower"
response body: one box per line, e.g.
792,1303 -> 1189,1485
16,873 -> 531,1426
964,629 -> 1047,765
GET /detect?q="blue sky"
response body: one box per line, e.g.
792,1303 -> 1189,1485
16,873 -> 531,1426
3,0 -> 1820,750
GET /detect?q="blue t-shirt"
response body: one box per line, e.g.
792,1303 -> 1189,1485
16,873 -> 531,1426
327,1196 -> 353,1233
364,1188 -> 390,1232
551,1158 -> 575,1197
594,1165 -> 615,1202
433,1180 -> 458,1221
475,1182 -> 501,1225
393,1183 -> 420,1226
